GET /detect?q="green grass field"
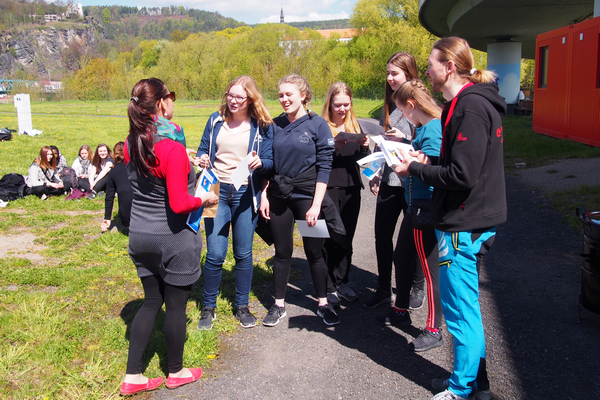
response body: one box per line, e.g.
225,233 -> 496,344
0,102 -> 599,399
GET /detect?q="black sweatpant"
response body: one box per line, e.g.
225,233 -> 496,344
393,217 -> 443,330
126,275 -> 192,374
29,185 -> 65,198
269,195 -> 328,300
324,186 -> 361,292
374,183 -> 424,292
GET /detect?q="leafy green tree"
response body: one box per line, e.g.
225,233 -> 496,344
102,8 -> 111,24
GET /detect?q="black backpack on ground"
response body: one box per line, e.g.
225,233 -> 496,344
0,128 -> 13,141
59,167 -> 79,189
0,173 -> 27,201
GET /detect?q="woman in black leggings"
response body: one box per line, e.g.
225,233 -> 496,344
260,74 -> 339,326
119,78 -> 217,396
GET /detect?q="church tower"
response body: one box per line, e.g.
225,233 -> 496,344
280,6 -> 284,24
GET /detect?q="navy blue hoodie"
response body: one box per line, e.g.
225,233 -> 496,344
409,83 -> 507,232
272,111 -> 334,197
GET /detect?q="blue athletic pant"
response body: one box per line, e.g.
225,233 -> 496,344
435,228 -> 495,398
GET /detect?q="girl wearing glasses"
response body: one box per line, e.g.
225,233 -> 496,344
195,76 -> 274,330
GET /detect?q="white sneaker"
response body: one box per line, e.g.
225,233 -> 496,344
431,390 -> 467,400
337,283 -> 357,301
40,194 -> 48,201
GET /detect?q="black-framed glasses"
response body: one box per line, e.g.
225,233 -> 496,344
165,91 -> 176,102
226,92 -> 248,102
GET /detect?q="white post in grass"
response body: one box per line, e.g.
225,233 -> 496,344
14,94 -> 32,135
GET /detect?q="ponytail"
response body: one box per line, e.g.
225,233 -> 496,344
433,36 -> 497,84
127,78 -> 170,177
393,79 -> 442,120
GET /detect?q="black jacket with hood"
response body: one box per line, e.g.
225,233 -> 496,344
408,83 -> 507,232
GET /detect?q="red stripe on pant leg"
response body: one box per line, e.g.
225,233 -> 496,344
414,228 -> 436,329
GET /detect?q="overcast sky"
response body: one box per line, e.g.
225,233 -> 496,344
78,0 -> 356,25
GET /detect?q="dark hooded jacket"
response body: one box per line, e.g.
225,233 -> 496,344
409,83 -> 507,232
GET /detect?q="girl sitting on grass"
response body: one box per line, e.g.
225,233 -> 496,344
27,146 -> 64,199
87,143 -> 114,199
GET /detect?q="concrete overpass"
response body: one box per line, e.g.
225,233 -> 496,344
418,0 -> 597,103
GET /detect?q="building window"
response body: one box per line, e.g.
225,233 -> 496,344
539,46 -> 548,88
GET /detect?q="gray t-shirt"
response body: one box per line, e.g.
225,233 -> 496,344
381,107 -> 414,187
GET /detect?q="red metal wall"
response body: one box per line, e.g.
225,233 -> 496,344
533,18 -> 600,147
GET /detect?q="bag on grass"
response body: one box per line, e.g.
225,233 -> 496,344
0,173 -> 26,201
59,167 -> 79,189
65,187 -> 86,200
0,128 -> 13,141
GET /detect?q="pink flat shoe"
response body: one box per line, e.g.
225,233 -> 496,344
166,367 -> 203,389
119,377 -> 163,395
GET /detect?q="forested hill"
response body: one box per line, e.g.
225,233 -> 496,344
83,6 -> 245,41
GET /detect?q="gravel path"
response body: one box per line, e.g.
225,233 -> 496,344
152,160 -> 600,400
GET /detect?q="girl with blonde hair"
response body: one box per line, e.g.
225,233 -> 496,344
376,79 -> 444,353
195,75 -> 274,330
260,74 -> 340,326
320,82 -> 370,305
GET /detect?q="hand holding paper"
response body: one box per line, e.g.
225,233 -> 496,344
230,152 -> 254,190
295,220 -> 330,238
248,151 -> 262,171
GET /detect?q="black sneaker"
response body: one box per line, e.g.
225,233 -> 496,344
317,303 -> 340,326
235,306 -> 256,328
86,191 -> 97,200
327,292 -> 340,308
363,289 -> 393,309
197,306 -> 215,331
375,308 -> 411,327
431,378 -> 491,400
409,328 -> 443,352
409,286 -> 425,310
263,304 -> 286,327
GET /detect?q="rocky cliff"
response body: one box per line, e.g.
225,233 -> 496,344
0,21 -> 106,77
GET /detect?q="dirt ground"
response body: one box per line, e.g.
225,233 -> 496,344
149,160 -> 600,400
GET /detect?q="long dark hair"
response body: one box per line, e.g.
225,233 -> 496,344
92,143 -> 113,169
127,78 -> 170,176
383,52 -> 419,130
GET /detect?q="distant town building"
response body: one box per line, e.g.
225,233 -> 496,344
316,29 -> 356,43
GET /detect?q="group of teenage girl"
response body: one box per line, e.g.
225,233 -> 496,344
119,49 -> 447,395
27,142 -> 133,231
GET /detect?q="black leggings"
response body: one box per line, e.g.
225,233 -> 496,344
269,195 -> 328,300
324,186 -> 361,291
29,185 -> 64,198
374,183 -> 424,292
393,217 -> 443,330
126,275 -> 192,374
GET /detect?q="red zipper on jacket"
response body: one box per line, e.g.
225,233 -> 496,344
441,82 -> 474,158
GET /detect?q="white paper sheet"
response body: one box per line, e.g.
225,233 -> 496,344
295,220 -> 330,238
230,152 -> 253,191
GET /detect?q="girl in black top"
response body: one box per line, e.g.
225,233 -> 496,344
101,142 -> 133,232
260,74 -> 339,326
321,82 -> 370,305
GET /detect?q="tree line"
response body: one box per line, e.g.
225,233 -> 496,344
63,0 -> 480,102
